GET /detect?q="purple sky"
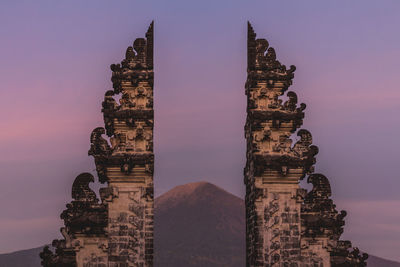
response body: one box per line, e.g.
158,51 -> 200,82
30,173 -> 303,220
1,0 -> 400,261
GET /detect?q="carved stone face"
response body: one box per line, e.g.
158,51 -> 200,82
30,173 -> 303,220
300,132 -> 312,146
137,87 -> 145,95
263,129 -> 271,140
127,132 -> 135,141
260,88 -> 267,96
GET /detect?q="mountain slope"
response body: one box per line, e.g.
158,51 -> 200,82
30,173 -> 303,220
0,182 -> 398,267
0,246 -> 43,267
367,254 -> 400,267
154,182 -> 245,266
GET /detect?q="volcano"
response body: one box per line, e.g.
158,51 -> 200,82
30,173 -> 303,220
154,182 -> 245,266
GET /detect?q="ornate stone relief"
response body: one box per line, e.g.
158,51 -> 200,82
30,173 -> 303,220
41,22 -> 154,267
245,22 -> 368,267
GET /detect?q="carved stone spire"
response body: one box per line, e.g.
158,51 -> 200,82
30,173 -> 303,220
244,22 -> 367,267
94,21 -> 155,266
41,22 -> 155,267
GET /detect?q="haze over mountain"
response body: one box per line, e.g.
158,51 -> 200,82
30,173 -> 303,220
0,182 -> 398,267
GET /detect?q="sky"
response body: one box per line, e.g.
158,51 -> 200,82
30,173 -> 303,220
1,0 -> 400,261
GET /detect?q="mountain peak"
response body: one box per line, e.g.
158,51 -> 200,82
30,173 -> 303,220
155,181 -> 241,210
166,181 -> 213,194
154,182 -> 245,266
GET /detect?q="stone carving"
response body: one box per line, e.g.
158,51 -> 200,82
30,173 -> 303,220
40,173 -> 107,267
245,22 -> 368,267
88,127 -> 110,183
61,173 -> 107,236
302,173 -> 369,266
41,21 -> 365,266
89,127 -> 111,157
252,128 -> 318,177
331,241 -> 369,267
41,22 -> 154,267
39,244 -> 76,267
121,156 -> 134,174
71,173 -> 97,202
102,90 -> 117,137
302,174 -> 346,238
283,91 -> 298,112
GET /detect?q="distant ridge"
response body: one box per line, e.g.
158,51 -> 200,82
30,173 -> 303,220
0,246 -> 43,267
1,182 -> 398,267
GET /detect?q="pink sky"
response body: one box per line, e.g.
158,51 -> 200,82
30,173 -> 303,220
1,0 -> 400,261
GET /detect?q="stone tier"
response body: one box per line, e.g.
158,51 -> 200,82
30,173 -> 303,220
246,70 -> 295,85
251,153 -> 316,178
246,110 -> 304,133
111,70 -> 154,92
